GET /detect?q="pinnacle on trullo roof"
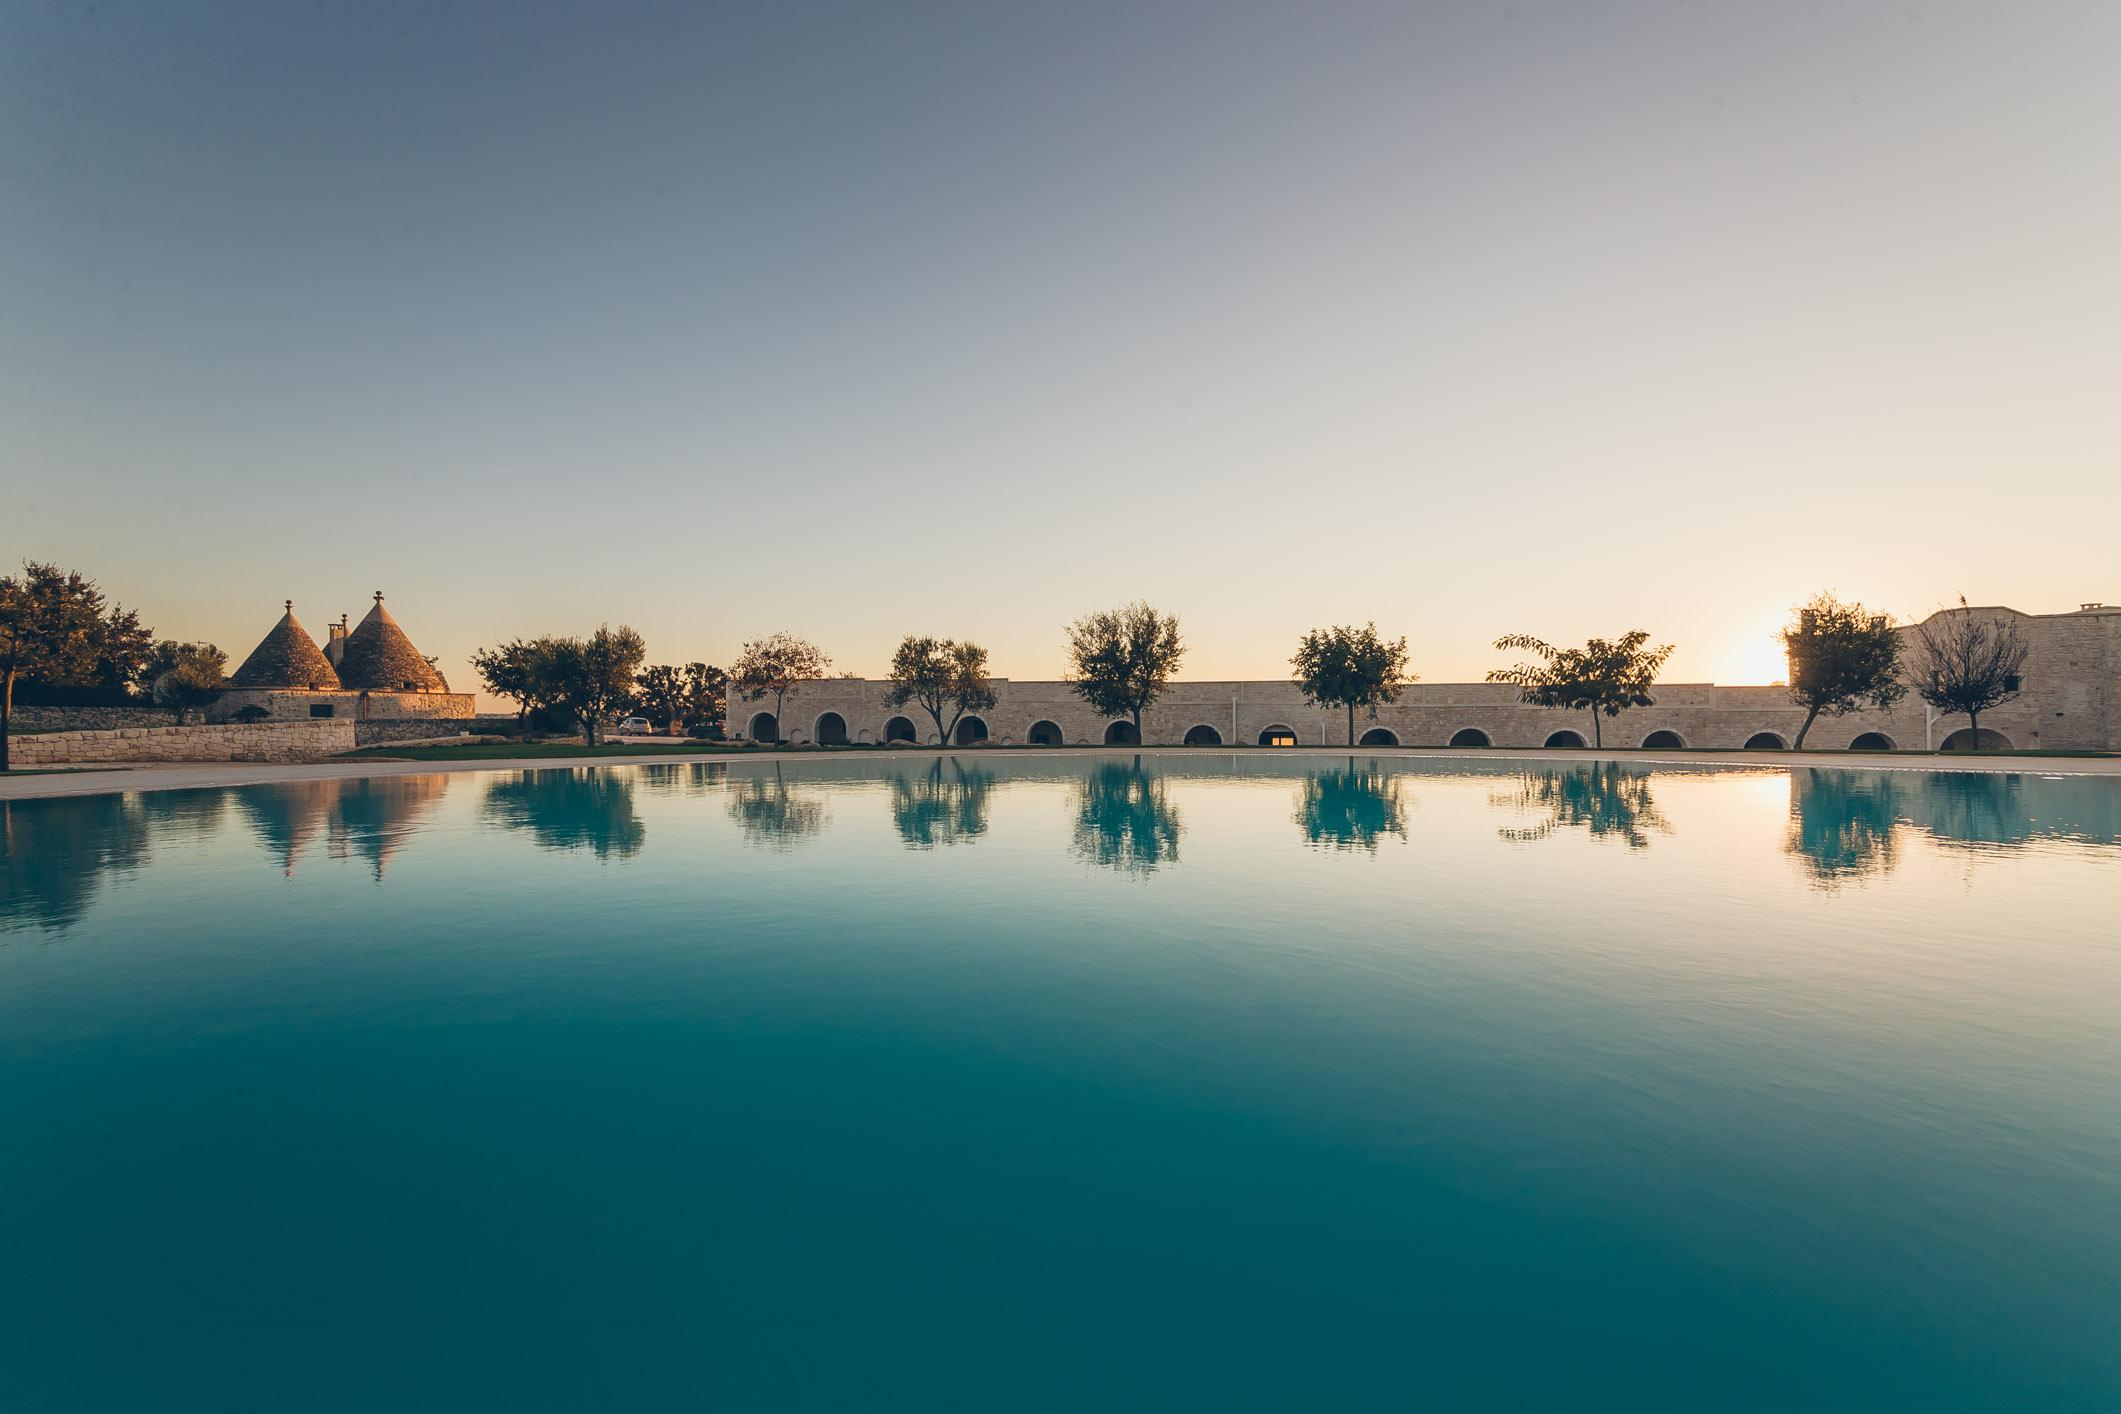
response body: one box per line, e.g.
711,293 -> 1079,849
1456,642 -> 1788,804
336,591 -> 447,692
229,602 -> 342,690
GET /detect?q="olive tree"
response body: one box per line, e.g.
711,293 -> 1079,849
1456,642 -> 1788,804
1487,630 -> 1674,749
1908,597 -> 2028,751
730,632 -> 830,742
1065,602 -> 1184,742
148,641 -> 229,724
884,635 -> 998,746
633,664 -> 688,735
551,625 -> 647,746
1292,623 -> 1413,746
1782,593 -> 1905,748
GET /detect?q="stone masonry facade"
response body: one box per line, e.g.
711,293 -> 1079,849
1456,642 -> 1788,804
10,719 -> 357,766
733,603 -> 2120,752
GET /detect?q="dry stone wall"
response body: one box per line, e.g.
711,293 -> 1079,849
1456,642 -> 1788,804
9,719 -> 356,766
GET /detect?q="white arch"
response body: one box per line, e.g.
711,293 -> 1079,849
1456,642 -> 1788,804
1182,723 -> 1224,746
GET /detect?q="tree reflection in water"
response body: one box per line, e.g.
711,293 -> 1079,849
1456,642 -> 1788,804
1786,770 -> 1904,886
1296,763 -> 1408,852
483,768 -> 645,861
0,794 -> 153,933
1494,763 -> 1670,849
1072,759 -> 1181,874
889,758 -> 994,849
725,765 -> 826,851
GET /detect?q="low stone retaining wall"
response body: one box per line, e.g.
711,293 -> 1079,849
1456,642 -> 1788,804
8,718 -> 357,766
353,719 -> 486,746
9,705 -> 174,735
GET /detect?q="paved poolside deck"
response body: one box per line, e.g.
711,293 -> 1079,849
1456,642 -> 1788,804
4,745 -> 2119,800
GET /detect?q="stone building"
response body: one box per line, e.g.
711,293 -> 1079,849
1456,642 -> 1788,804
732,601 -> 2120,753
211,593 -> 475,726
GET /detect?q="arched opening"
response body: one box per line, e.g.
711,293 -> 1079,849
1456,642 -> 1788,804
1848,731 -> 1896,751
1448,727 -> 1491,748
1743,731 -> 1788,751
814,712 -> 848,746
1544,730 -> 1586,749
882,716 -> 917,744
1104,720 -> 1140,746
1358,728 -> 1398,746
1183,724 -> 1223,746
1259,725 -> 1297,747
953,716 -> 989,746
1940,727 -> 2012,752
1027,720 -> 1064,746
1641,730 -> 1686,749
748,711 -> 779,743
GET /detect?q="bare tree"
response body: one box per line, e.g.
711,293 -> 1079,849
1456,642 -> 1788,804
1908,598 -> 2028,751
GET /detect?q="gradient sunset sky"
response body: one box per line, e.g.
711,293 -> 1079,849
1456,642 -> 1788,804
6,1 -> 2118,697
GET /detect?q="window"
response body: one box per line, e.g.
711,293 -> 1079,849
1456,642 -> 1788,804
2004,674 -> 2022,693
403,680 -> 417,691
310,704 -> 334,718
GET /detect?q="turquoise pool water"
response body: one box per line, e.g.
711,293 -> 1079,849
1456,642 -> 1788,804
4,756 -> 2118,1411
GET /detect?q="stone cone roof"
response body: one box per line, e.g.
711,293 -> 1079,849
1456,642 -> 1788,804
229,604 -> 342,690
338,593 -> 446,692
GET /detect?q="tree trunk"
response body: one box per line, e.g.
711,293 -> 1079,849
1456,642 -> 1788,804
933,708 -> 953,747
1132,707 -> 1143,742
1,667 -> 13,773
1592,714 -> 1602,749
1793,703 -> 1821,750
1347,703 -> 1355,747
1967,710 -> 1979,751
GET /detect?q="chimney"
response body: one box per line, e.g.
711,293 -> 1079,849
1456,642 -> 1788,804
325,613 -> 349,667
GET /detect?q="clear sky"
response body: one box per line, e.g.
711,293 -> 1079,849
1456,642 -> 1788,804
6,1 -> 2118,701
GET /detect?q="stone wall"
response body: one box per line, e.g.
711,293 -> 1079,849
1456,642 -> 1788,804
7,705 -> 174,735
733,606 -> 2118,752
352,719 -> 486,746
8,718 -> 357,766
207,688 -> 476,724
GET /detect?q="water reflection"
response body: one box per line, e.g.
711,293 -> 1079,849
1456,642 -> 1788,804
635,761 -> 728,797
483,769 -> 644,861
1295,763 -> 1408,852
1072,759 -> 1182,874
725,766 -> 827,851
9,761 -> 2121,935
1494,764 -> 1670,849
889,759 -> 994,849
1786,771 -> 1903,886
1784,768 -> 2121,884
0,794 -> 153,933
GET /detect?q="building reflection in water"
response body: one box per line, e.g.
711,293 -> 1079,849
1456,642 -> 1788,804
483,768 -> 644,861
635,761 -> 728,797
889,758 -> 994,849
1786,768 -> 2121,884
725,765 -> 827,851
235,775 -> 451,878
1072,759 -> 1181,874
1493,763 -> 1671,849
1295,763 -> 1408,852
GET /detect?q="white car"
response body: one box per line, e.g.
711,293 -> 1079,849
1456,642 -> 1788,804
619,716 -> 653,735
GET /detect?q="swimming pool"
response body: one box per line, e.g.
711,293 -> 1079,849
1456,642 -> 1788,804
4,756 -> 2117,1410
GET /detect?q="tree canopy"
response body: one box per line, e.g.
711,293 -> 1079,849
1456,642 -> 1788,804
149,641 -> 229,723
1782,593 -> 1905,747
1,562 -> 155,770
472,626 -> 645,744
1292,623 -> 1413,746
1065,602 -> 1184,736
884,635 -> 998,747
1908,598 -> 2028,749
730,632 -> 830,740
1487,630 -> 1673,749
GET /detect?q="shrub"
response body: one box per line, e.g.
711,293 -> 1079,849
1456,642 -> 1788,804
231,704 -> 272,723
